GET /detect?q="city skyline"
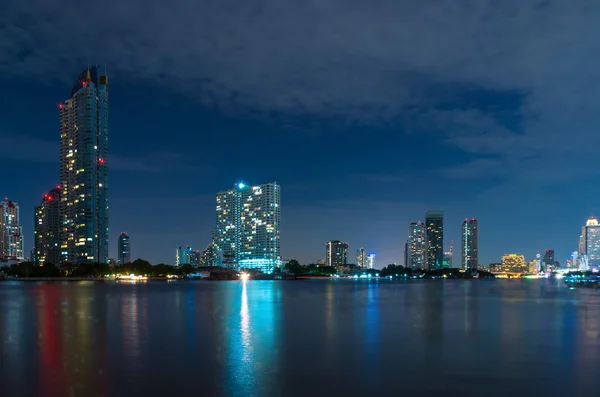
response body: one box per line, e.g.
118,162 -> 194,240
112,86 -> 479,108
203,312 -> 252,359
3,2 -> 600,266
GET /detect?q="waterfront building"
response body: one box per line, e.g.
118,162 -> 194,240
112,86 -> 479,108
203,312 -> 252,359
542,250 -> 554,272
407,221 -> 427,269
356,247 -> 366,268
528,259 -> 538,274
489,263 -> 502,273
326,241 -> 348,267
366,253 -> 376,269
461,218 -> 479,270
501,254 -> 526,273
118,232 -> 131,264
33,189 -> 61,265
579,217 -> 600,269
190,250 -> 200,266
176,245 -> 192,266
59,66 -> 109,264
425,211 -> 444,270
201,243 -> 220,267
212,182 -> 281,273
0,199 -> 24,259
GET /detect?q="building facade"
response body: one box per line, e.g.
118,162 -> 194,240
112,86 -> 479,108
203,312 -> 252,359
176,245 -> 192,266
580,217 -> 600,269
461,218 -> 479,270
33,189 -> 61,265
118,232 -> 131,264
425,211 -> 444,270
59,66 -> 109,264
501,254 -> 526,273
542,249 -> 554,272
366,253 -> 376,269
0,200 -> 24,259
407,221 -> 427,269
213,182 -> 281,273
326,241 -> 348,267
356,247 -> 366,267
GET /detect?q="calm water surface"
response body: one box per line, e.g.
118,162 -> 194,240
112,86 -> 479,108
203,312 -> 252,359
0,279 -> 599,396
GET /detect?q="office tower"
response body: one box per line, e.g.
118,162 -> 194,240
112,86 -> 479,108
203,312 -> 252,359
579,217 -> 600,269
213,182 -> 281,273
190,250 -> 200,266
489,263 -> 502,273
118,232 -> 131,264
425,211 -> 444,270
356,247 -> 366,267
461,218 -> 479,270
0,199 -> 24,259
59,66 -> 109,264
366,253 -> 376,269
33,188 -> 61,265
501,254 -> 526,273
176,245 -> 192,266
326,241 -> 348,267
542,250 -> 554,271
201,243 -> 220,267
408,221 -> 427,269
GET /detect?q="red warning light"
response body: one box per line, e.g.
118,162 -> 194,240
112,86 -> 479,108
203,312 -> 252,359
98,158 -> 105,164
56,185 -> 61,189
82,81 -> 86,85
59,104 -> 63,108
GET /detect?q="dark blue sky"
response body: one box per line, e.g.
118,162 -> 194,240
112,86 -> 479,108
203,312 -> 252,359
2,0 -> 600,266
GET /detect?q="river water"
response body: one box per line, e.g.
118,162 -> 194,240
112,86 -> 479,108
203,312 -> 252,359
0,279 -> 598,396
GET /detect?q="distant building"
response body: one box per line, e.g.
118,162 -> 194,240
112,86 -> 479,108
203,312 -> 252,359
59,66 -> 109,264
33,189 -> 61,265
408,221 -> 427,269
316,259 -> 326,265
580,217 -> 600,269
356,247 -> 366,268
190,250 -> 200,266
443,241 -> 453,268
212,182 -> 281,273
366,253 -> 376,269
326,241 -> 348,267
201,244 -> 220,267
528,259 -> 538,274
0,199 -> 24,260
489,263 -> 502,273
118,232 -> 131,264
541,249 -> 554,272
426,211 -> 444,270
461,218 -> 478,270
176,246 -> 192,266
501,254 -> 526,273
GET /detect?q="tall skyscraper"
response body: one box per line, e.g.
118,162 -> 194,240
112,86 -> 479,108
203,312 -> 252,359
461,218 -> 478,270
580,217 -> 600,269
176,245 -> 192,266
356,247 -> 366,267
0,199 -> 24,259
326,241 -> 348,267
59,66 -> 109,264
425,211 -> 444,270
542,249 -> 554,273
366,253 -> 376,269
190,250 -> 200,266
34,188 -> 61,265
213,182 -> 281,273
118,232 -> 131,264
408,221 -> 427,269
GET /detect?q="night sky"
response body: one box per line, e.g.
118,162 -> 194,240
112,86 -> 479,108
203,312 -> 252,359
2,0 -> 599,267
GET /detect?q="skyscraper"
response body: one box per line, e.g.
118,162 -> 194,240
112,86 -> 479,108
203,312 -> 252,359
34,188 -> 61,265
425,211 -> 444,270
366,253 -> 376,269
542,249 -> 554,273
356,247 -> 366,267
0,199 -> 24,259
580,217 -> 600,269
461,218 -> 478,270
59,66 -> 109,264
408,221 -> 427,269
213,182 -> 281,273
326,241 -> 348,267
176,245 -> 192,266
118,232 -> 131,264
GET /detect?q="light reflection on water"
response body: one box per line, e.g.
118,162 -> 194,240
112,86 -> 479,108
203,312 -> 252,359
0,279 -> 599,396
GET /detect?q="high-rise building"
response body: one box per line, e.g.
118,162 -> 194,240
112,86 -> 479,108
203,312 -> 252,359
461,218 -> 479,270
326,241 -> 348,267
408,221 -> 427,269
425,211 -> 444,270
0,199 -> 24,259
356,247 -> 366,267
213,182 -> 281,273
542,249 -> 554,273
366,253 -> 376,269
59,66 -> 109,264
580,217 -> 600,269
201,243 -> 220,267
118,232 -> 130,264
34,188 -> 61,265
190,250 -> 200,266
176,245 -> 192,266
501,254 -> 526,273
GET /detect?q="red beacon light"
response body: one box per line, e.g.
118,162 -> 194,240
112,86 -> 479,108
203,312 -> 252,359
98,158 -> 105,164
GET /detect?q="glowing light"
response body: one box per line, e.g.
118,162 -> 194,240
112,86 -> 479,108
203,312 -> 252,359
238,183 -> 246,189
241,273 -> 249,281
98,158 -> 105,164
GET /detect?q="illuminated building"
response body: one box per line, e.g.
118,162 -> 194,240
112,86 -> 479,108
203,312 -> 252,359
528,260 -> 538,274
201,244 -> 220,267
461,218 -> 478,270
33,189 -> 61,265
213,182 -> 281,273
0,199 -> 24,259
176,245 -> 192,266
59,66 -> 109,264
118,232 -> 130,264
190,250 -> 200,266
443,241 -> 453,268
489,263 -> 502,273
366,253 -> 376,269
501,254 -> 526,273
326,241 -> 348,267
408,221 -> 427,269
542,249 -> 554,272
425,211 -> 444,270
356,247 -> 366,268
579,217 -> 600,268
